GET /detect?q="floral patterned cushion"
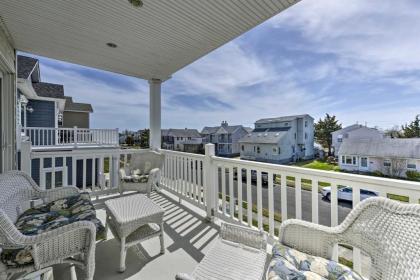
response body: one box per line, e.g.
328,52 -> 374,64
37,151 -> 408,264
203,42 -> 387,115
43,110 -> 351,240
267,243 -> 364,280
1,192 -> 105,267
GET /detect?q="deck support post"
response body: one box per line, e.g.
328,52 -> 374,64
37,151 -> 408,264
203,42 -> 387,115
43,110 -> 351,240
204,143 -> 216,221
149,79 -> 162,150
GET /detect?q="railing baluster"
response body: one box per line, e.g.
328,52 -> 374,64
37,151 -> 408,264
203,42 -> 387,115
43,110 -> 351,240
256,170 -> 263,230
352,185 -> 362,274
295,176 -> 302,220
221,166 -> 227,215
197,160 -> 202,204
311,179 -> 319,223
246,168 -> 252,227
238,167 -> 243,223
331,183 -> 339,262
281,174 -> 288,220
229,166 -> 234,219
268,171 -> 274,236
192,159 -> 197,202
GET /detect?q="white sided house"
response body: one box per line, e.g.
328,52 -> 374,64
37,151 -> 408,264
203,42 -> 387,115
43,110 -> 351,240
338,138 -> 420,178
239,114 -> 314,164
161,128 -> 203,154
332,124 -> 385,156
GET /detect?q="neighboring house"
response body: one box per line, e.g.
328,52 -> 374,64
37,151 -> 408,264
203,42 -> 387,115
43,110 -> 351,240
201,121 -> 249,157
338,138 -> 420,178
332,124 -> 385,156
16,55 -> 113,188
62,97 -> 93,128
239,114 -> 314,164
162,129 -> 203,154
17,55 -> 93,132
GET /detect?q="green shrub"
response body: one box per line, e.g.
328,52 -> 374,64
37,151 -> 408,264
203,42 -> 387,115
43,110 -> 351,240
406,170 -> 420,181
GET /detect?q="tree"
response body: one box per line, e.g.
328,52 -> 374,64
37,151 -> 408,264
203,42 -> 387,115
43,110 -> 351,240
140,129 -> 150,148
401,115 -> 420,138
385,125 -> 402,138
314,114 -> 342,156
125,135 -> 134,146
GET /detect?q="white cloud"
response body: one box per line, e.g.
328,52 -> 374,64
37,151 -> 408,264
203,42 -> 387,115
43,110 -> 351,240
40,63 -> 150,130
271,0 -> 420,77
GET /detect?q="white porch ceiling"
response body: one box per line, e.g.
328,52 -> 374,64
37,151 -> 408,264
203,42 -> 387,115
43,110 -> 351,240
0,0 -> 299,80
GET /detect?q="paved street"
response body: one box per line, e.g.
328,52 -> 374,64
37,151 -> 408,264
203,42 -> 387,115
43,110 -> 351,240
219,176 -> 352,226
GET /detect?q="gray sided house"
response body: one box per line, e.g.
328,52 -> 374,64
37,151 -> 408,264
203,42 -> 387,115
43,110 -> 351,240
239,114 -> 314,164
331,124 -> 385,156
338,138 -> 420,178
16,55 -> 101,188
63,97 -> 93,128
162,128 -> 203,154
201,121 -> 249,157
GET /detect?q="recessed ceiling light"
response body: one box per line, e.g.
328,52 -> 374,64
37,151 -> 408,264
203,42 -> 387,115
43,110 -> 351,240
106,42 -> 117,48
128,0 -> 143,8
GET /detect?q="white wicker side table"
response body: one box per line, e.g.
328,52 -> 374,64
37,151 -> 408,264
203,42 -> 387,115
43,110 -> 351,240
104,194 -> 165,272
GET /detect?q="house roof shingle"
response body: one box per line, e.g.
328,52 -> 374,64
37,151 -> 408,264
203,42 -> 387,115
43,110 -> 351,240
201,124 -> 243,134
167,129 -> 202,138
338,138 -> 420,159
255,114 -> 313,124
17,55 -> 38,79
63,96 -> 93,112
32,82 -> 66,99
239,131 -> 288,144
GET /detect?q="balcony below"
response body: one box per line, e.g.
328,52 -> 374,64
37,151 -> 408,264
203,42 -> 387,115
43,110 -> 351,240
21,127 -> 119,150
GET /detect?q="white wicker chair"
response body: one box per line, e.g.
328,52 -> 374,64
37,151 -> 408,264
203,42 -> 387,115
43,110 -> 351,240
0,171 -> 96,280
119,151 -> 164,197
175,223 -> 268,280
278,197 -> 420,280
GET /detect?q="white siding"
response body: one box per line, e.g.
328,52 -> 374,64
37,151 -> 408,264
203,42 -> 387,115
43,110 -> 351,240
0,25 -> 17,172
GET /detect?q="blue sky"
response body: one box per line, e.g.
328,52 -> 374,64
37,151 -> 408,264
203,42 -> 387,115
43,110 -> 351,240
24,0 -> 420,131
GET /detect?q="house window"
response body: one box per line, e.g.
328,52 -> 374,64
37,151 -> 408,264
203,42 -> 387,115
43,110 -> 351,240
383,160 -> 391,167
407,163 -> 416,169
305,132 -> 307,139
305,121 -> 308,127
361,157 -> 368,167
253,146 -> 256,152
284,122 -> 289,126
241,145 -> 244,151
257,146 -> 260,154
294,133 -> 297,139
343,156 -> 357,165
278,147 -> 281,155
273,147 -> 277,154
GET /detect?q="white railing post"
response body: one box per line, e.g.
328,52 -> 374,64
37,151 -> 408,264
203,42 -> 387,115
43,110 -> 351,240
21,140 -> 32,175
110,154 -> 119,189
204,143 -> 216,221
73,126 -> 78,148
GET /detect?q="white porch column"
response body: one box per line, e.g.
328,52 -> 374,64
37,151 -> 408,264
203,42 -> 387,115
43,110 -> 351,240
149,79 -> 162,150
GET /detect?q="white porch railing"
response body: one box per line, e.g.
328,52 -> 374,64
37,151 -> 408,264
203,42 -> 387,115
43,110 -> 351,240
22,126 -> 119,148
20,143 -> 420,276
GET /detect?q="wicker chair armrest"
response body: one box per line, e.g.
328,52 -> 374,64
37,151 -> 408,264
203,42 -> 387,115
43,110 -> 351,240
220,223 -> 267,250
175,273 -> 196,280
280,219 -> 338,259
149,168 -> 160,182
38,186 -> 80,203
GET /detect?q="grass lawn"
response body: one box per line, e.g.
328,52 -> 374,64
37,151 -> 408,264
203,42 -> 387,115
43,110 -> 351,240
294,159 -> 341,172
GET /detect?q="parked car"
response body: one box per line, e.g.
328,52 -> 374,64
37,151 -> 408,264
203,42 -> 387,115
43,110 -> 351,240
321,186 -> 378,202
